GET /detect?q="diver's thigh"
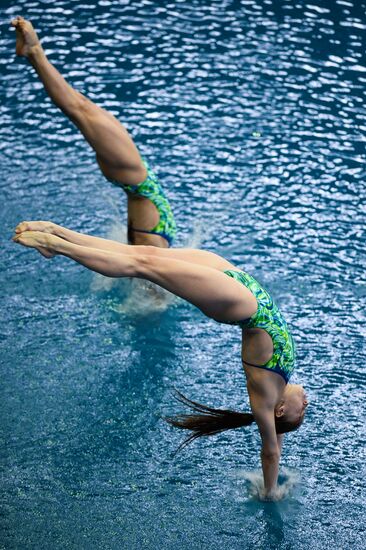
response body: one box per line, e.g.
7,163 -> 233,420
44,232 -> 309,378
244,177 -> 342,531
145,247 -> 237,271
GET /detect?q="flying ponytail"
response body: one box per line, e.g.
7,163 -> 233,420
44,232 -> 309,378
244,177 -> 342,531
165,390 -> 303,451
164,391 -> 255,451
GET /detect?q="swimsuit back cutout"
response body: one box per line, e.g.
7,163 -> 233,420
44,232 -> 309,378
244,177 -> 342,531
109,159 -> 176,246
223,269 -> 295,383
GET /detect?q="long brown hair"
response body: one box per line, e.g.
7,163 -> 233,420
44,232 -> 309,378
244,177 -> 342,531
165,391 -> 302,451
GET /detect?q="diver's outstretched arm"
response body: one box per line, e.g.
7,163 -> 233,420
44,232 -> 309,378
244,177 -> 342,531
247,378 -> 283,498
13,230 -> 257,322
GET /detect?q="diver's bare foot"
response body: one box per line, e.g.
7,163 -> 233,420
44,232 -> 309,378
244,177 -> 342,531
15,221 -> 56,235
36,247 -> 56,259
12,230 -> 57,258
11,16 -> 42,58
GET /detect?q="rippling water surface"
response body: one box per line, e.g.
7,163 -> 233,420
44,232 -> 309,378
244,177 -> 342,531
1,0 -> 365,548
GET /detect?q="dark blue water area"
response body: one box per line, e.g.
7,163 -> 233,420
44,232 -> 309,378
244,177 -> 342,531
0,0 -> 365,548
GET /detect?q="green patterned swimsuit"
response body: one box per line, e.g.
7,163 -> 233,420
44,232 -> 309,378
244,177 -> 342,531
109,159 -> 176,246
223,270 -> 295,383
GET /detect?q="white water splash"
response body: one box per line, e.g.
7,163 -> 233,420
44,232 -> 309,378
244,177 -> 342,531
235,467 -> 299,501
90,219 -> 203,316
90,220 -> 127,293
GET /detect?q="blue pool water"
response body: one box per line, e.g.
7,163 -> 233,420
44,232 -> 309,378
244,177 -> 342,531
1,0 -> 365,548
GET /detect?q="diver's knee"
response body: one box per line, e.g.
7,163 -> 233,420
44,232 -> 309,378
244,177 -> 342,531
68,92 -> 94,121
135,245 -> 160,257
133,252 -> 156,277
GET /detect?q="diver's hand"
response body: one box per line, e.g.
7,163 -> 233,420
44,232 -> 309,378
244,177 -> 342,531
260,486 -> 285,502
261,488 -> 278,501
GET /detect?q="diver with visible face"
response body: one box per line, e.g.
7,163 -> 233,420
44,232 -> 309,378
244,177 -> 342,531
12,17 -> 308,500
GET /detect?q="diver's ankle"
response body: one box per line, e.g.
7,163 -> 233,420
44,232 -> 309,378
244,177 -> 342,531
28,44 -> 45,62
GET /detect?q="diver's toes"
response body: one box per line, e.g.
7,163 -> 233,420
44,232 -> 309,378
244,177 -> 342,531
15,222 -> 28,233
12,16 -> 22,26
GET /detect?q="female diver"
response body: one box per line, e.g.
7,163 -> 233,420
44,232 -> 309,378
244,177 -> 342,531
12,18 -> 308,500
13,221 -> 308,499
11,16 -> 176,249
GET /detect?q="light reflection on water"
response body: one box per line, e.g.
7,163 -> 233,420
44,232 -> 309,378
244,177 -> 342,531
1,0 -> 365,548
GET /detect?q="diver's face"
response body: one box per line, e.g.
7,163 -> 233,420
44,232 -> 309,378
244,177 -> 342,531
281,384 -> 308,424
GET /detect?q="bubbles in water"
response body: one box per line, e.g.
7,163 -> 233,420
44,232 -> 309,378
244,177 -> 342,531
90,220 -> 126,294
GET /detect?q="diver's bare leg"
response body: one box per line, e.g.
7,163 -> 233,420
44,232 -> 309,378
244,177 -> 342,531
12,17 -> 145,185
13,230 -> 257,321
12,17 -> 171,248
15,221 -> 236,271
